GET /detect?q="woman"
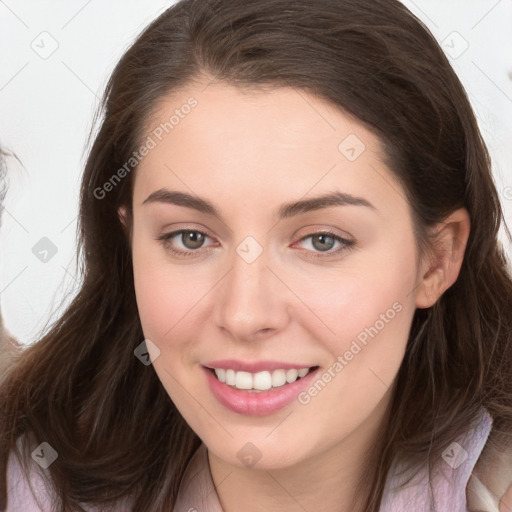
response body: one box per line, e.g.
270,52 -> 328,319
1,0 -> 512,511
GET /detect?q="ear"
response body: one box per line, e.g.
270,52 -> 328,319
118,206 -> 128,228
118,206 -> 133,245
415,208 -> 471,309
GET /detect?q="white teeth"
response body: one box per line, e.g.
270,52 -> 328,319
225,369 -> 236,386
215,368 -> 226,383
272,369 -> 287,387
212,367 -> 313,390
253,371 -> 272,390
235,371 -> 253,390
286,369 -> 298,383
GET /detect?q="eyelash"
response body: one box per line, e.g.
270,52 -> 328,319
156,229 -> 355,259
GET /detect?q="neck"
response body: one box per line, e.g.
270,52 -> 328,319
208,391 -> 391,512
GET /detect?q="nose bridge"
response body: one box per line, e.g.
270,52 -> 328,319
214,238 -> 289,340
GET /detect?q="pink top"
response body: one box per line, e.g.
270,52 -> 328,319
5,407 -> 497,511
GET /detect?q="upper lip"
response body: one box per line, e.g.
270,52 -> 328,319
203,360 -> 315,373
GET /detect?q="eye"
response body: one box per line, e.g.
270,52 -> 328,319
157,228 -> 355,259
295,231 -> 355,258
157,229 -> 215,257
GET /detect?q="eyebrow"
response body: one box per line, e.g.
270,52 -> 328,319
142,188 -> 376,220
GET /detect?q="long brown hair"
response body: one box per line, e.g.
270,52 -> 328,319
1,1 -> 511,510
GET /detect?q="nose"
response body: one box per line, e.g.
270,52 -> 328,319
213,246 -> 291,342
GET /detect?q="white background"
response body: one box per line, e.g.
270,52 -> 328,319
1,0 -> 511,346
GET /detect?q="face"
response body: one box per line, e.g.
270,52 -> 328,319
127,79 -> 425,471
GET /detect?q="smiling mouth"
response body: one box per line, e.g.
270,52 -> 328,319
207,366 -> 319,392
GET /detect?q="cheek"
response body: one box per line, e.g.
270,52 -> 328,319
287,238 -> 417,378
131,236 -> 215,353
133,264 -> 193,344
132,233 -> 184,342
291,251 -> 416,341
132,241 -> 167,338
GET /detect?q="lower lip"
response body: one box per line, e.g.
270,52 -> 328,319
203,366 -> 319,416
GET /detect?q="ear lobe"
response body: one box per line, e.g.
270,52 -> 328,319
118,206 -> 128,227
415,208 -> 471,309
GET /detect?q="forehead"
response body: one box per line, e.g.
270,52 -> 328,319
143,80 -> 380,154
133,81 -> 406,218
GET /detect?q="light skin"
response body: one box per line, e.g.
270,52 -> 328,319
120,77 -> 470,512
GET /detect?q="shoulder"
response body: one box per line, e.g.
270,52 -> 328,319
467,414 -> 512,512
4,437 -> 55,511
5,435 -> 134,512
382,407 -> 510,512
